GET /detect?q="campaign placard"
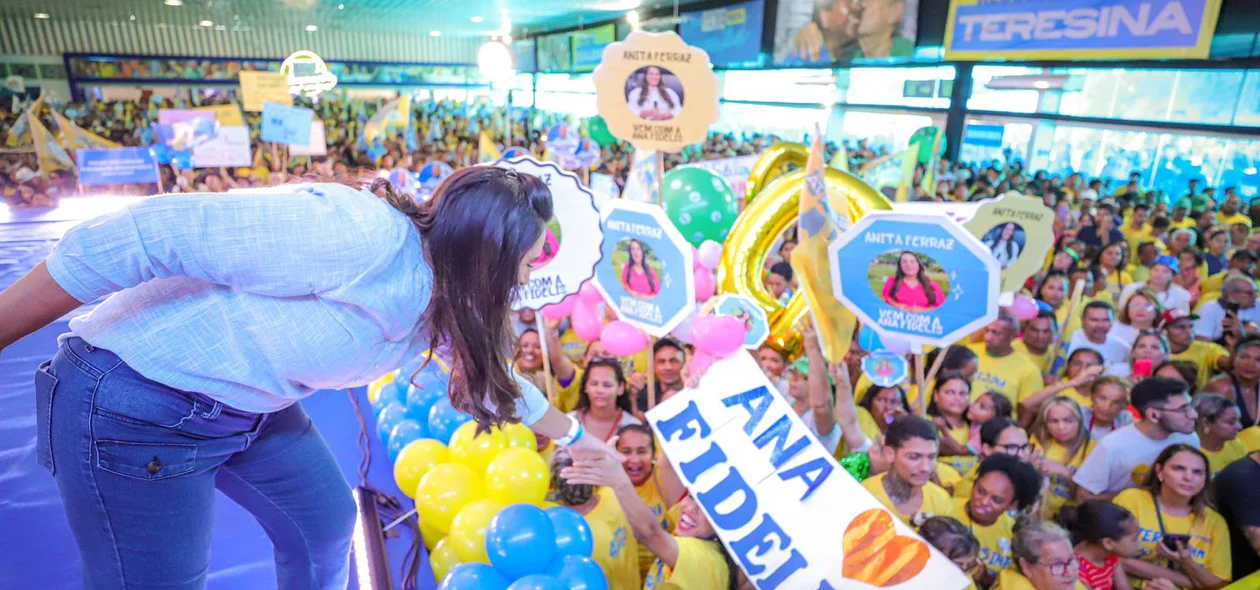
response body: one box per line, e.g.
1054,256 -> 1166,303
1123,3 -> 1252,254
594,200 -> 696,337
591,31 -> 721,153
964,192 -> 1054,294
702,293 -> 770,350
289,120 -> 328,157
260,102 -> 314,146
829,212 -> 1000,348
76,147 -> 160,186
239,71 -> 293,112
647,354 -> 972,589
495,156 -> 603,311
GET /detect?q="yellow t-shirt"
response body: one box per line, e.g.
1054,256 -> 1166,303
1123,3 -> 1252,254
559,329 -> 588,366
861,472 -> 954,526
1203,438 -> 1249,474
997,569 -> 1089,590
1122,223 -> 1155,259
939,423 -> 978,475
1055,385 -> 1093,409
937,462 -> 963,494
1171,341 -> 1229,390
951,497 -> 1016,576
1055,305 -> 1084,343
1104,269 -> 1135,304
589,488 -> 641,590
969,345 -> 1044,409
554,367 -> 584,414
1012,340 -> 1049,373
953,464 -> 980,501
1219,212 -> 1252,228
1170,217 -> 1196,231
1035,438 -> 1096,518
642,536 -> 730,590
635,472 -> 672,577
1241,427 -> 1260,452
1113,488 -> 1232,582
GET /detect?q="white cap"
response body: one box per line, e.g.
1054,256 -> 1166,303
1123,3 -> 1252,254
1079,188 -> 1098,201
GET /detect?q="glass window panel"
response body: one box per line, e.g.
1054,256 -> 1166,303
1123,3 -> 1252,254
533,92 -> 598,118
967,66 -> 1043,113
839,110 -> 939,153
713,103 -> 828,139
721,69 -> 835,104
1219,138 -> 1260,198
535,74 -> 595,93
959,119 -> 1032,168
842,66 -> 955,109
1235,70 -> 1260,126
1050,68 -> 1245,125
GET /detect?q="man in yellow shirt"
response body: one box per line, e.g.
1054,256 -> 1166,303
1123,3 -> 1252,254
1163,309 -> 1229,390
1013,310 -> 1057,377
1218,194 -> 1252,228
862,416 -> 955,526
970,312 -> 1044,415
1169,200 -> 1196,231
1122,203 -> 1155,257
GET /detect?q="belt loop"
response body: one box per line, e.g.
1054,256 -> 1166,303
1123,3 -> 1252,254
202,401 -> 224,420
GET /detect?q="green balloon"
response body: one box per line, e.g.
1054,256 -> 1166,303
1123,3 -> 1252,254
660,166 -> 739,248
588,116 -> 617,147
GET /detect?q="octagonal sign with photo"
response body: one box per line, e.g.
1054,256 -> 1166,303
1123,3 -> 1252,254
829,212 -> 1000,348
594,200 -> 696,337
496,156 -> 603,311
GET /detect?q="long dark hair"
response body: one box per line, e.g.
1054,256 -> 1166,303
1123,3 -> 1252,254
576,357 -> 632,414
636,66 -> 675,109
888,251 -> 937,307
989,223 -> 1018,260
621,238 -> 657,293
1056,500 -> 1137,546
377,167 -> 552,430
1142,443 -> 1213,520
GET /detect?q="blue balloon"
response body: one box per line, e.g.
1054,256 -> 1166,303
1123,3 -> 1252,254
171,150 -> 194,170
387,419 -> 425,461
152,142 -> 172,164
373,378 -> 408,412
438,563 -> 509,590
545,507 -> 594,557
427,398 -> 471,445
375,403 -> 408,444
506,575 -> 565,590
405,381 -> 445,424
486,504 -> 557,580
545,555 -> 608,590
857,325 -> 884,352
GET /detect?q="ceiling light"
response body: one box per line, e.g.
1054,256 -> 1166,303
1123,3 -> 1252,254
305,24 -> 318,32
1033,80 -> 1051,89
503,34 -> 512,44
215,24 -> 226,30
626,10 -> 640,28
130,14 -> 137,20
34,12 -> 50,19
478,40 -> 513,81
199,19 -> 213,26
338,3 -> 344,8
471,16 -> 484,23
429,30 -> 441,37
164,0 -> 183,6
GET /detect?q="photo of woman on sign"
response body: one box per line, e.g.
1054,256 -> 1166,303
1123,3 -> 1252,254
878,251 -> 947,312
982,222 -> 1025,270
619,238 -> 662,299
625,66 -> 684,122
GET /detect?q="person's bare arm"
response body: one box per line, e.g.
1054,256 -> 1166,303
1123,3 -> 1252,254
801,323 -> 836,439
1018,364 -> 1104,427
0,262 -> 83,352
829,362 -> 869,453
1120,558 -> 1195,589
1075,487 -> 1117,502
543,318 -> 576,382
1246,525 -> 1260,557
563,455 -> 680,567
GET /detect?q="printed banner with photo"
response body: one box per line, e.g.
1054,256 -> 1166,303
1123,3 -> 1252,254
156,109 -> 252,169
682,155 -> 759,203
238,71 -> 293,112
964,193 -> 1054,294
76,147 -> 160,186
594,200 -> 696,337
828,212 -> 1000,347
537,33 -> 574,73
494,157 -> 604,311
678,0 -> 766,67
773,0 -> 920,65
944,0 -> 1223,61
592,31 -> 721,154
647,354 -> 973,590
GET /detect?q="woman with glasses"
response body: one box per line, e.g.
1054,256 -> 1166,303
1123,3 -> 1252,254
1109,289 -> 1163,348
950,454 -> 1043,588
1113,445 -> 1232,589
567,358 -> 642,444
1001,517 -> 1082,590
953,417 -> 1032,501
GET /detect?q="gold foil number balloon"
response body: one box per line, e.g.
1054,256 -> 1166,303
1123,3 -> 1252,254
719,168 -> 893,357
744,142 -> 809,204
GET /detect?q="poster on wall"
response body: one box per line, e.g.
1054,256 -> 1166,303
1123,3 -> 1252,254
679,0 -> 766,66
513,38 -> 537,73
772,0 -> 920,65
572,25 -> 617,73
537,33 -> 574,72
943,0 -> 1224,61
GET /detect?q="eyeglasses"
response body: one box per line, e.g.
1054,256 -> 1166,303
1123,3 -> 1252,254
1038,557 -> 1079,577
998,443 -> 1032,455
1156,404 -> 1194,415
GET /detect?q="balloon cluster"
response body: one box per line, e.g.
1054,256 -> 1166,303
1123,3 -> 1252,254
439,504 -> 608,590
369,361 -> 471,460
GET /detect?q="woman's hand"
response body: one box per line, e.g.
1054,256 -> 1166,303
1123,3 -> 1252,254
567,432 -> 627,464
1144,579 -> 1177,590
1155,538 -> 1196,568
561,451 -> 632,490
1071,364 -> 1106,385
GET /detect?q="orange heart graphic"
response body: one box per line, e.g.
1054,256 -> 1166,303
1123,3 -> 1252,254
842,509 -> 931,587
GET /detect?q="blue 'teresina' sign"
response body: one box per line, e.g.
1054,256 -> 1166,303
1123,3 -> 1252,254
829,212 -> 999,348
944,0 -> 1223,61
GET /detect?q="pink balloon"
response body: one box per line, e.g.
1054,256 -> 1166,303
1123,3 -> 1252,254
571,301 -> 605,342
1009,294 -> 1039,321
687,349 -> 718,382
578,282 -> 604,306
600,321 -> 650,357
691,315 -> 745,357
541,295 -> 577,320
696,240 -> 723,270
694,269 -> 716,302
671,310 -> 699,345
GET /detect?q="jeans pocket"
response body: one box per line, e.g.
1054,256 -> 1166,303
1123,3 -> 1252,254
95,441 -> 197,481
34,361 -> 58,475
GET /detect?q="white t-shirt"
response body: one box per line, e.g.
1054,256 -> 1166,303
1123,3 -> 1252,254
1072,424 -> 1200,495
566,410 -> 643,443
1080,406 -> 1136,439
1118,282 -> 1192,315
1067,330 -> 1133,369
1107,323 -> 1140,348
626,86 -> 682,120
801,409 -> 842,455
984,237 -> 1021,268
1194,299 -> 1260,341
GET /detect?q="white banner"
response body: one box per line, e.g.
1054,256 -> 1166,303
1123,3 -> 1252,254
190,125 -> 252,168
289,120 -> 328,157
684,154 -> 758,201
647,354 -> 972,590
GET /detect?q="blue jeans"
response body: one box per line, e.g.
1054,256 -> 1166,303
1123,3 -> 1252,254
35,337 -> 357,589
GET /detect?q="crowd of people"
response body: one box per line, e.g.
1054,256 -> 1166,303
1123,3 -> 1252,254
5,91 -> 1260,589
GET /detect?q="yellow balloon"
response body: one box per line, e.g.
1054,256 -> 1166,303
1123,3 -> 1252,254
394,439 -> 450,499
419,519 -> 445,551
416,462 -> 484,533
484,448 -> 550,505
449,422 -> 509,475
366,371 -> 397,406
448,498 -> 506,564
430,537 -> 464,583
502,422 -> 538,451
718,168 -> 893,357
744,142 -> 808,204
538,500 -> 561,509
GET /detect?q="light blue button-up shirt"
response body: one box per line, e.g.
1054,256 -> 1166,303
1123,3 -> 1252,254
45,183 -> 547,421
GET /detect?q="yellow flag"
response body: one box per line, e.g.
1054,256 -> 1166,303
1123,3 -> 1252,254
364,95 -> 412,144
50,109 -> 120,150
4,94 -> 42,148
790,126 -> 857,363
828,142 -> 849,173
478,131 -> 501,163
920,132 -> 941,197
29,111 -> 76,180
860,147 -> 918,202
894,145 -> 919,202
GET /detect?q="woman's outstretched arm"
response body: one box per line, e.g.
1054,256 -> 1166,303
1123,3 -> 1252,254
0,261 -> 82,352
